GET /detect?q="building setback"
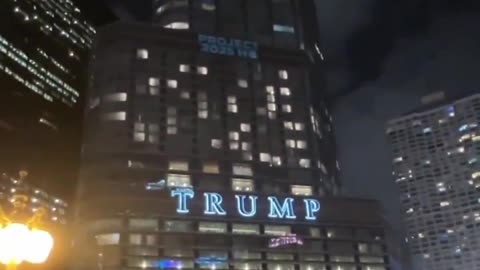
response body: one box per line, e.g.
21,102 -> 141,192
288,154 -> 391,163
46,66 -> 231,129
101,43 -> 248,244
75,1 -> 392,270
386,93 -> 480,270
0,0 -> 95,192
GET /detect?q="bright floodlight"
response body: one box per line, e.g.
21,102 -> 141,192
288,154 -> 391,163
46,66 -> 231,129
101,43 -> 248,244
0,223 -> 54,265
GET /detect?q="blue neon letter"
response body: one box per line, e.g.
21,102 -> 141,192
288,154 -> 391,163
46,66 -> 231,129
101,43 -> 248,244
303,199 -> 321,220
170,188 -> 194,214
235,195 -> 258,217
204,193 -> 227,215
268,197 -> 296,219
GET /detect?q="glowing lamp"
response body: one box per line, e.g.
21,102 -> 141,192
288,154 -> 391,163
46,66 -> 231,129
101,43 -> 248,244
0,223 -> 54,265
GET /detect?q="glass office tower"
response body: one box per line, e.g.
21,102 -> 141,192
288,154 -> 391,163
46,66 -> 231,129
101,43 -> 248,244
0,0 -> 95,192
387,94 -> 480,270
75,1 -> 391,270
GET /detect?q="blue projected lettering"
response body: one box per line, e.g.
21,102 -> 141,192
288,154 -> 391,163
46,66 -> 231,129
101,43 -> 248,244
303,199 -> 321,220
235,195 -> 258,217
198,34 -> 258,59
170,188 -> 194,214
169,188 -> 321,220
204,192 -> 227,216
267,197 -> 296,219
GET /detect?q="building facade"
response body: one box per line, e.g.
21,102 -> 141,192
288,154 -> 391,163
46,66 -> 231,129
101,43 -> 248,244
0,171 -> 68,224
75,1 -> 391,270
386,93 -> 480,270
0,0 -> 95,192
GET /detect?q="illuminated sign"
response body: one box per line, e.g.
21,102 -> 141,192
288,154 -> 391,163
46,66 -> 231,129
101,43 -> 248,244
155,260 -> 182,269
170,188 -> 321,221
198,34 -> 258,59
195,256 -> 228,266
268,234 -> 304,248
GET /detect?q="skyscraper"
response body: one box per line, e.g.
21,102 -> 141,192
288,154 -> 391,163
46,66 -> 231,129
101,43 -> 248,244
386,93 -> 480,270
75,2 -> 392,270
0,0 -> 95,193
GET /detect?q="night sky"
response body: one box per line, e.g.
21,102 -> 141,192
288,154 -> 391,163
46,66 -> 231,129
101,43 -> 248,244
317,0 -> 480,236
74,0 -> 480,236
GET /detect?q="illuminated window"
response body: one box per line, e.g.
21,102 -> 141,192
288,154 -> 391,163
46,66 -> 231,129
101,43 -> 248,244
232,224 -> 260,235
260,153 -> 271,162
299,159 -> 311,168
286,140 -> 296,148
272,156 -> 282,166
265,225 -> 290,236
268,103 -> 277,111
167,107 -> 177,134
168,117 -> 176,126
197,66 -> 208,75
148,77 -> 160,95
129,234 -> 142,245
179,64 -> 190,72
266,86 -> 274,94
242,152 -> 253,161
164,220 -> 193,232
167,174 -> 191,187
180,91 -> 190,99
228,105 -> 238,113
102,112 -> 126,121
297,140 -> 307,149
201,1 -> 216,11
273,24 -> 295,33
284,122 -> 294,130
129,219 -> 158,230
241,142 -> 251,151
167,79 -> 178,88
229,131 -> 240,141
164,22 -> 189,29
133,132 -> 146,142
198,92 -> 208,119
230,142 -> 240,150
104,93 -> 127,102
199,222 -> 227,233
169,160 -> 189,171
228,95 -> 238,113
232,178 -> 254,192
238,79 -> 248,88
279,70 -> 288,80
137,49 -> 148,59
149,77 -> 160,86
282,104 -> 292,113
280,88 -> 290,96
291,185 -> 313,196
203,162 -> 219,174
267,253 -> 294,261
233,164 -> 253,176
267,94 -> 276,103
240,123 -> 251,132
96,233 -> 120,245
295,123 -> 305,131
211,139 -> 222,149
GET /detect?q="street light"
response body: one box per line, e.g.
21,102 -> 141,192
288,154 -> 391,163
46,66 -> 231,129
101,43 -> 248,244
0,194 -> 54,270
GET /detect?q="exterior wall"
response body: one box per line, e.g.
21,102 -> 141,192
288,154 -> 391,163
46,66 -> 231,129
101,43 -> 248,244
386,94 -> 480,270
79,23 -> 337,202
152,0 -> 304,50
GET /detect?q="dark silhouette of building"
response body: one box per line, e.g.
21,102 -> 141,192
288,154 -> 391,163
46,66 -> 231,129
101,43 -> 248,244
0,0 -> 95,197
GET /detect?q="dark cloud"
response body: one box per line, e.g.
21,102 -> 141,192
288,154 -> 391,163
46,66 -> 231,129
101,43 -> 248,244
332,9 -> 480,237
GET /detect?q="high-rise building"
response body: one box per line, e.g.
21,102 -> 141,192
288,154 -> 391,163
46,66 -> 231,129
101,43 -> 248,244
0,0 -> 95,194
386,93 -> 480,270
75,2 -> 392,270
